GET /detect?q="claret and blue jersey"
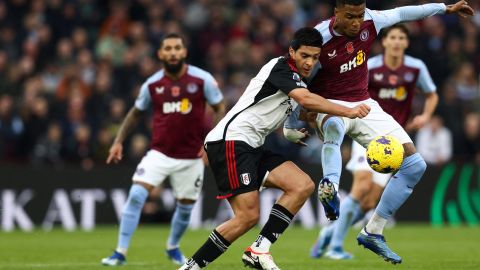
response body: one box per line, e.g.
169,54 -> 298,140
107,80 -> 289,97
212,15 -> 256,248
310,4 -> 445,102
367,55 -> 436,126
134,65 -> 223,159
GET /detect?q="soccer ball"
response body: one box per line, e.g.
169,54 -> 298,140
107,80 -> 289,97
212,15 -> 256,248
366,135 -> 404,173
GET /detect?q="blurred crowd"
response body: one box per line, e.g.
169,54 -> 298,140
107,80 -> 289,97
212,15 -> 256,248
0,0 -> 479,170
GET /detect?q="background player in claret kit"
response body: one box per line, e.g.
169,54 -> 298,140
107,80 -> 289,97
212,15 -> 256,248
178,27 -> 370,270
101,33 -> 226,267
283,0 -> 473,264
310,24 -> 439,260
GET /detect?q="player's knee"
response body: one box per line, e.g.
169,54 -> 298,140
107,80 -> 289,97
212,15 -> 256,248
323,117 -> 345,141
240,210 -> 260,230
300,178 -> 315,199
357,181 -> 373,195
288,175 -> 314,200
409,153 -> 427,177
128,185 -> 148,206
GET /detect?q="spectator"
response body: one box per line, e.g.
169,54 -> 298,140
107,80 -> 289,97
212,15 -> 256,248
0,94 -> 24,160
416,115 -> 453,166
64,123 -> 93,170
55,64 -> 91,102
458,112 -> 480,164
0,51 -> 14,96
93,125 -> 113,163
450,62 -> 479,105
32,122 -> 63,168
22,95 -> 50,154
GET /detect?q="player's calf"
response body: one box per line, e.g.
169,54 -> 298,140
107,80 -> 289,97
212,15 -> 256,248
375,152 -> 426,223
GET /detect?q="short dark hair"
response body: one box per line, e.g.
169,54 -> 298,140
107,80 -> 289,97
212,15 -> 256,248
381,24 -> 410,39
290,27 -> 323,50
336,0 -> 365,7
160,33 -> 185,48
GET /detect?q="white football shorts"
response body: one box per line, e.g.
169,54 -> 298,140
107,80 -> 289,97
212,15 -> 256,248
315,98 -> 413,147
345,140 -> 392,187
132,149 -> 204,200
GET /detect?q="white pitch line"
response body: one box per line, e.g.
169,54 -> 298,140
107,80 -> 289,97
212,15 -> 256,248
0,262 -> 154,268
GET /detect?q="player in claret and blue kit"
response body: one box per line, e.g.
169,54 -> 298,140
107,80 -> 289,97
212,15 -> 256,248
101,33 -> 225,267
284,0 -> 473,264
311,24 -> 439,260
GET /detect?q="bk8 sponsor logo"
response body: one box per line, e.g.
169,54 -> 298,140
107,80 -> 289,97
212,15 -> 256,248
340,50 -> 366,74
378,86 -> 407,101
163,98 -> 193,114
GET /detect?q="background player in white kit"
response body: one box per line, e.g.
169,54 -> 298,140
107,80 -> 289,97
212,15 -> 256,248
284,0 -> 473,264
179,27 -> 370,270
101,33 -> 225,266
310,24 -> 439,260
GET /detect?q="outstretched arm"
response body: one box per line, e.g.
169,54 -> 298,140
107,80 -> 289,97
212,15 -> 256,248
283,88 -> 370,145
288,88 -> 370,119
445,1 -> 475,18
371,1 -> 474,33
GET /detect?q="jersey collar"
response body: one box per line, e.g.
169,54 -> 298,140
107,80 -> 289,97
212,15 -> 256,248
286,56 -> 299,73
329,17 -> 343,37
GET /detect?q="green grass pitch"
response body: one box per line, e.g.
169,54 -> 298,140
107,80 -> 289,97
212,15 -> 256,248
0,224 -> 479,269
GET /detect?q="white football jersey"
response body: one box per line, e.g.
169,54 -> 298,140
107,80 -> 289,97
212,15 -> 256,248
205,56 -> 306,148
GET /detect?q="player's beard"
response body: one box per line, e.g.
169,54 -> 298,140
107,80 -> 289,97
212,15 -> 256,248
163,59 -> 185,75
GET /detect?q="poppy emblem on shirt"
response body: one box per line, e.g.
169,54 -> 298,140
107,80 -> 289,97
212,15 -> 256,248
360,29 -> 369,41
404,72 -> 414,82
187,83 -> 198,94
388,75 -> 398,85
171,86 -> 181,97
346,42 -> 354,54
